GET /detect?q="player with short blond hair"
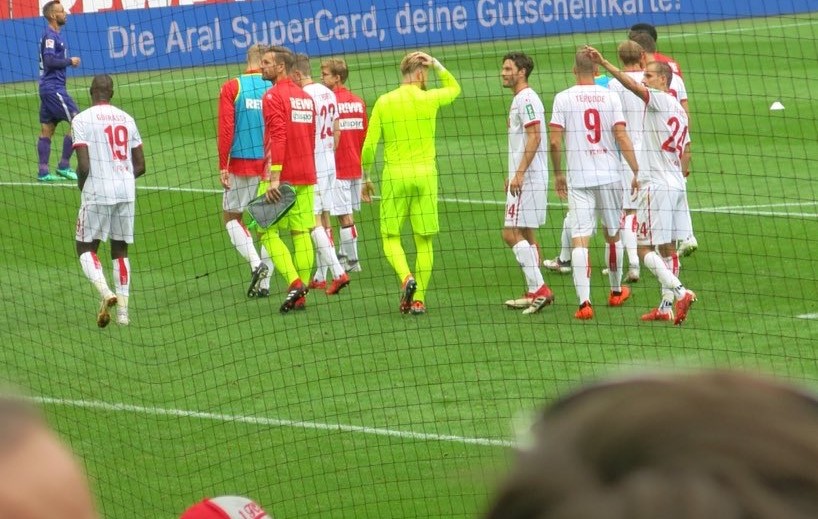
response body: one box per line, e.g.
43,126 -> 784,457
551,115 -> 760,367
362,51 -> 461,315
321,58 -> 369,273
217,43 -> 274,298
587,45 -> 697,325
549,49 -> 639,320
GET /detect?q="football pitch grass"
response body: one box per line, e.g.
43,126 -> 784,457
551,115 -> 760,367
1,12 -> 818,519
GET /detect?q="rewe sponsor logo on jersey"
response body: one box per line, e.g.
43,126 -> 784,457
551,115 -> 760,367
337,101 -> 364,114
292,110 -> 313,123
245,98 -> 262,110
339,118 -> 363,130
290,97 -> 314,111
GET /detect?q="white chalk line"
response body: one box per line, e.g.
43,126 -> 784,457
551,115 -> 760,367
1,181 -> 815,218
30,395 -> 514,448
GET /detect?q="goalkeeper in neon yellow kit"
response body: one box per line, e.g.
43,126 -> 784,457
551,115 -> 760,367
361,51 -> 461,315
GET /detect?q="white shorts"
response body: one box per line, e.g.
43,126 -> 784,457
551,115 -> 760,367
568,182 -> 623,238
76,201 -> 135,243
636,183 -> 690,246
332,178 -> 362,216
223,174 -> 260,213
504,181 -> 547,228
314,172 -> 338,214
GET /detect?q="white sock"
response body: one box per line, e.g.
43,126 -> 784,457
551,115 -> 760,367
606,240 -> 624,292
644,251 -> 686,299
512,240 -> 544,292
112,256 -> 130,297
571,247 -> 591,304
226,220 -> 260,269
312,227 -> 345,279
622,214 -> 639,270
258,245 -> 274,290
658,254 -> 680,308
340,224 -> 359,263
79,251 -> 112,298
559,216 -> 572,262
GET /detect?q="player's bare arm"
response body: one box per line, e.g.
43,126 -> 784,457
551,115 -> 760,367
362,175 -> 375,203
584,45 -> 649,103
509,122 -> 541,197
76,146 -> 90,191
132,145 -> 146,178
548,126 -> 567,199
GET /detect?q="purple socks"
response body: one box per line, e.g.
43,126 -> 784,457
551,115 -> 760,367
38,137 -> 51,175
58,135 -> 73,170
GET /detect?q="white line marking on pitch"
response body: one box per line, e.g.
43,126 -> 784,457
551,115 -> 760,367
30,396 -> 514,448
796,313 -> 818,320
1,181 -> 816,217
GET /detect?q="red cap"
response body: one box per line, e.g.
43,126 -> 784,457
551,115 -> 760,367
180,496 -> 272,519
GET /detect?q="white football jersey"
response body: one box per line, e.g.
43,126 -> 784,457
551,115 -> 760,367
668,73 -> 688,104
608,71 -> 646,150
508,87 -> 548,185
639,89 -> 690,190
550,84 -> 626,188
303,82 -> 338,180
72,103 -> 142,204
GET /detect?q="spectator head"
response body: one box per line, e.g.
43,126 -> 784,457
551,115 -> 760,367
484,371 -> 818,519
0,393 -> 99,519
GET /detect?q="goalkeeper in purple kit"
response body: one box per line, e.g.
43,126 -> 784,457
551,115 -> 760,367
37,0 -> 81,182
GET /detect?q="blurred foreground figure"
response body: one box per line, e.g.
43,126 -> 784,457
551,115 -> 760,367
0,394 -> 99,519
484,371 -> 818,519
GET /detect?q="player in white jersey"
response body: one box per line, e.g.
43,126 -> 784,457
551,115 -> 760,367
629,31 -> 698,257
543,45 -> 691,279
587,46 -> 698,325
549,49 -> 639,320
499,52 -> 554,315
292,54 -> 349,295
72,75 -> 145,327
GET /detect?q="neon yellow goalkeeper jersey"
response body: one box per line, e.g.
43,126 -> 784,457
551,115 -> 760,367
362,68 -> 461,179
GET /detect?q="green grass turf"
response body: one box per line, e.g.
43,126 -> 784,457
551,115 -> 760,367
1,12 -> 817,519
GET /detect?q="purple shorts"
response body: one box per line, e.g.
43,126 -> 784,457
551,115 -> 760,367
39,90 -> 79,124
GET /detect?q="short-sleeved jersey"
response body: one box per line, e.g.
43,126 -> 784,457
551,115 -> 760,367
639,89 -> 690,190
262,77 -> 316,185
362,67 -> 461,179
217,72 -> 271,175
608,71 -> 646,150
508,87 -> 548,184
334,86 -> 367,181
72,103 -> 143,204
303,82 -> 338,180
549,85 -> 626,188
668,73 -> 688,104
39,26 -> 70,93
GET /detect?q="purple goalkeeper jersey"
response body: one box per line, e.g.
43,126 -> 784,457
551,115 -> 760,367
39,26 -> 72,93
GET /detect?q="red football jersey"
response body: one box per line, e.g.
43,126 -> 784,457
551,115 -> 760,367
262,77 -> 316,185
333,86 -> 368,181
652,52 -> 683,78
